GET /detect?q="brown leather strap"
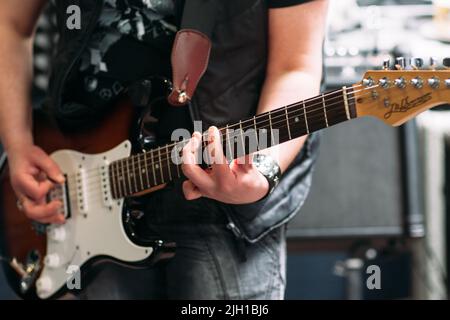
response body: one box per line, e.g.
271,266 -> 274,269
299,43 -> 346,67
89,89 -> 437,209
168,29 -> 212,106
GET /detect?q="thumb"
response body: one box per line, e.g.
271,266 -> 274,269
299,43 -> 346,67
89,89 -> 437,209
33,149 -> 65,184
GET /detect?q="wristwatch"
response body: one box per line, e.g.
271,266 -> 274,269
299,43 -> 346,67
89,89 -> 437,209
253,154 -> 281,197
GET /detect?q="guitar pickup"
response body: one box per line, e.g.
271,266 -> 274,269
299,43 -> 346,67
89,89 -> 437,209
75,170 -> 88,215
99,161 -> 113,208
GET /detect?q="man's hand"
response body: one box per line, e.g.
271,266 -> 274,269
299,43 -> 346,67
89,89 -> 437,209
0,1 -> 57,222
8,145 -> 65,224
182,126 -> 269,204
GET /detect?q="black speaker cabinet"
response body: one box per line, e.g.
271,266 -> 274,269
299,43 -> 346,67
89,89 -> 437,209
287,117 -> 424,239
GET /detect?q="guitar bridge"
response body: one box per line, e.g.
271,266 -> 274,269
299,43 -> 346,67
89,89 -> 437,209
47,174 -> 71,219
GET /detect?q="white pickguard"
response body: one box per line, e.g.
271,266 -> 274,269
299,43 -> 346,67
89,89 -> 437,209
35,141 -> 152,299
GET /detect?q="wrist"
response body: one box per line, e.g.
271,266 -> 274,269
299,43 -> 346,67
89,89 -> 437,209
254,169 -> 270,198
3,140 -> 34,157
253,153 -> 281,198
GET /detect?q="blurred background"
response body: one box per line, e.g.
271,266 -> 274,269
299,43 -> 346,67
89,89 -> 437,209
285,0 -> 450,300
1,0 -> 450,300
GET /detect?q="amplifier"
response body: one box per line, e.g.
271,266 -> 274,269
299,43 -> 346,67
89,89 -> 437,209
287,116 -> 424,239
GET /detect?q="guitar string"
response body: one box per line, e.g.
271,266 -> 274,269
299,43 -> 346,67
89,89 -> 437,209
117,79 -> 442,175
64,86 -> 373,192
66,89 -> 379,199
114,84 -> 372,170
62,83 -> 375,183
66,107 -> 376,200
64,86 -> 378,196
66,96 -> 360,201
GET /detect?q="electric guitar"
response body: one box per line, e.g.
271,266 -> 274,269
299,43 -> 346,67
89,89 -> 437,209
1,62 -> 450,299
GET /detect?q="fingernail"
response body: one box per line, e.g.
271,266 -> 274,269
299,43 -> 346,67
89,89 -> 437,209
208,127 -> 215,143
58,175 -> 65,183
192,135 -> 200,149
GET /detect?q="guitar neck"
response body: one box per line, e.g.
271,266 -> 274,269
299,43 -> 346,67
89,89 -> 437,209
109,86 -> 357,199
220,86 -> 357,159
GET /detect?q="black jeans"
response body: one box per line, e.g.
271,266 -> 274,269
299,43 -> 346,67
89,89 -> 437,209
76,182 -> 287,300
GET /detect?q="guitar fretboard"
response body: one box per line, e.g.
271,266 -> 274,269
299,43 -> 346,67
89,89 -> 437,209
109,86 -> 356,199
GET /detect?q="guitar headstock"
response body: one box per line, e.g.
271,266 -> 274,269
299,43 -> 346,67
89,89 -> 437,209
353,57 -> 450,126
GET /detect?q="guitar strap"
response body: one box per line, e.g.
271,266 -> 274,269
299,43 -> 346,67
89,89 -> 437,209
167,0 -> 219,106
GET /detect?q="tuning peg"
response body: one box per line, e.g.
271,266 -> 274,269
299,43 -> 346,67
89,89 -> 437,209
379,77 -> 390,89
428,77 -> 440,89
362,77 -> 375,87
383,58 -> 391,70
411,77 -> 423,89
443,57 -> 450,69
430,57 -> 438,70
410,57 -> 424,70
395,57 -> 406,70
395,77 -> 406,89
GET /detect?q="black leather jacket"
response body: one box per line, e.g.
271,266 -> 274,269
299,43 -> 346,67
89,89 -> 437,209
47,0 -> 320,242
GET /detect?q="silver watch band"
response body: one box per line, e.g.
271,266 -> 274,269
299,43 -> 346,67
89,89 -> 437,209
253,153 -> 281,196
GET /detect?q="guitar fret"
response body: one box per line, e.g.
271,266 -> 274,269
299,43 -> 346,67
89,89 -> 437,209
127,156 -> 138,193
116,161 -> 122,196
166,145 -> 172,181
343,86 -> 351,120
121,159 -> 130,196
110,163 -> 117,199
253,116 -> 259,151
158,148 -> 164,183
117,160 -> 128,196
225,125 -> 233,161
138,154 -> 145,191
175,144 -> 181,178
324,91 -> 349,126
285,107 -> 292,140
347,86 -> 357,118
128,156 -> 139,192
150,150 -> 157,186
143,152 -> 151,188
322,94 -> 329,127
303,101 -> 310,134
138,154 -> 146,190
239,121 -> 245,156
268,112 -> 275,146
